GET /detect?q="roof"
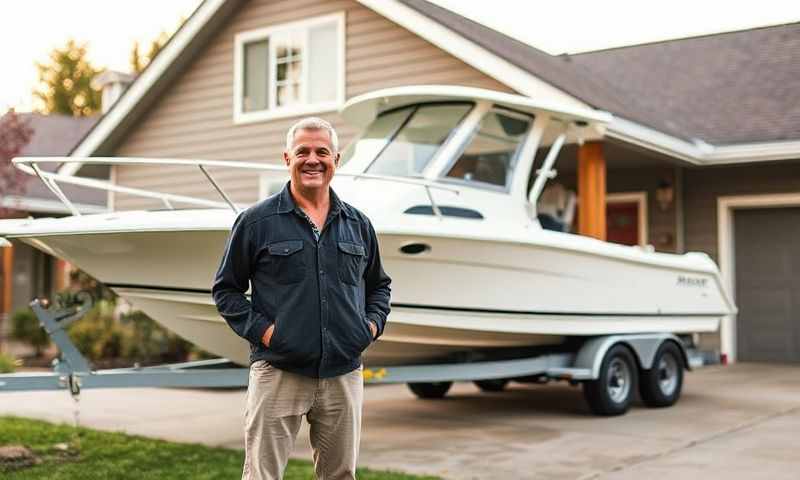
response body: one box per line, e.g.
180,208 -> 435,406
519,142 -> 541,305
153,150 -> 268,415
65,0 -> 800,170
569,23 -> 800,144
400,0 -> 800,145
395,1 -> 630,120
13,113 -> 106,210
19,113 -> 99,157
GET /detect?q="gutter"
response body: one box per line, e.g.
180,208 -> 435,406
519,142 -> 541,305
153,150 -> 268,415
607,117 -> 800,165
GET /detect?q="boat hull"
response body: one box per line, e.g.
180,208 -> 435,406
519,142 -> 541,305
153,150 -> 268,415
8,212 -> 729,366
114,286 -> 718,366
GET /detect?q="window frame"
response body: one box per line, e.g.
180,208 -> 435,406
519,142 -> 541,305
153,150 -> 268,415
437,106 -> 534,193
233,12 -> 346,124
361,102 -> 475,178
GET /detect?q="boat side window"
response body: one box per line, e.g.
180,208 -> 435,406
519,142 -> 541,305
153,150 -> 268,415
444,108 -> 531,189
339,107 -> 414,166
363,103 -> 473,177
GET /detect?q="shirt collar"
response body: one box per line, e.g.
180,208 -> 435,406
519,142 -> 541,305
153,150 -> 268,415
277,180 -> 349,219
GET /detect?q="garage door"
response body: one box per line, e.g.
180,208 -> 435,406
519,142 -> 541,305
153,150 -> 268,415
734,207 -> 800,363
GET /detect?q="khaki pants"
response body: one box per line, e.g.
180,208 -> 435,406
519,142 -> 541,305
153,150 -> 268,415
242,360 -> 364,480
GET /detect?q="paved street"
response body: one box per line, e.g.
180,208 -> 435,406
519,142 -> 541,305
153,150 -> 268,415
1,363 -> 799,479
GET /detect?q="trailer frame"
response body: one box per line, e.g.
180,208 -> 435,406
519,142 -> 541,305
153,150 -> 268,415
1,297 -> 716,415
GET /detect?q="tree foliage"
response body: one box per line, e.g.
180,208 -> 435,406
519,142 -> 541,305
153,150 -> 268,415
33,40 -> 103,116
130,31 -> 170,74
0,109 -> 33,205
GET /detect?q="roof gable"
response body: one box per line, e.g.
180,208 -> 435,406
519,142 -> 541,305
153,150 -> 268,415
65,0 -> 800,171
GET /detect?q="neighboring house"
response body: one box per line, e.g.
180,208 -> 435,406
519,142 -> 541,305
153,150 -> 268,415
0,113 -> 106,332
0,71 -> 132,327
61,0 -> 800,363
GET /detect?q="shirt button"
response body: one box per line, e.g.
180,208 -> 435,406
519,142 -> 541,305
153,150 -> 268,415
319,270 -> 324,275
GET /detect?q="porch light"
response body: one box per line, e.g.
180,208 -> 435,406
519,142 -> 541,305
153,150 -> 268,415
656,179 -> 674,211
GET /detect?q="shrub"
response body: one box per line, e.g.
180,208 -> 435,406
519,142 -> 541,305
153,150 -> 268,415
118,309 -> 193,363
65,298 -> 200,365
67,299 -> 122,361
10,307 -> 50,357
0,352 -> 18,373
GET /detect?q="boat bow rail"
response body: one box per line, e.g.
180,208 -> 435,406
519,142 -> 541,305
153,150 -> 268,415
11,157 -> 461,219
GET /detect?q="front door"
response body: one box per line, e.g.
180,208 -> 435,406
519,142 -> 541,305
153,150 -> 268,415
606,202 -> 640,246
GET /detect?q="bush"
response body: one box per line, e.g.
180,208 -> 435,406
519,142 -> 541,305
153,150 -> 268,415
117,309 -> 193,363
65,298 -> 200,365
23,267 -> 216,366
0,352 -> 19,373
67,299 -> 123,361
10,307 -> 50,357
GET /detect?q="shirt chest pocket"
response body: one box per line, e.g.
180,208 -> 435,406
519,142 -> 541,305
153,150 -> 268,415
337,241 -> 365,286
266,240 -> 306,284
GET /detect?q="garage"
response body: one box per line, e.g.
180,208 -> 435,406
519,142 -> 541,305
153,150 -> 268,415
734,207 -> 800,362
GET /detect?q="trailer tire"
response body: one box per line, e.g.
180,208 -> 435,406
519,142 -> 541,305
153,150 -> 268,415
639,341 -> 684,408
474,378 -> 509,392
583,344 -> 637,416
408,381 -> 453,399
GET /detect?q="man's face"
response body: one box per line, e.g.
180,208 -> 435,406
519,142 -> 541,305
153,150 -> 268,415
284,128 -> 339,192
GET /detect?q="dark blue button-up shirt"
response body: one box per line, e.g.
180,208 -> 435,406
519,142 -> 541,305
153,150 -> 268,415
212,181 -> 391,378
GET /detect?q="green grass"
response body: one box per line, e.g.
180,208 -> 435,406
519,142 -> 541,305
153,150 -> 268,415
0,416 -> 440,479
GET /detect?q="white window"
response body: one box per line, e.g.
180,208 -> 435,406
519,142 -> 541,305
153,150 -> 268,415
233,13 -> 345,124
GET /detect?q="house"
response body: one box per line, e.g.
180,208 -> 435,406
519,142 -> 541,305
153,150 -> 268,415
61,0 -> 800,363
0,71 -> 135,330
0,114 -> 105,325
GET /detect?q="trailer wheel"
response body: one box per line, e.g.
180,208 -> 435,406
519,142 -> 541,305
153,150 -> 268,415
408,381 -> 453,399
583,344 -> 637,416
639,341 -> 684,408
474,378 -> 509,392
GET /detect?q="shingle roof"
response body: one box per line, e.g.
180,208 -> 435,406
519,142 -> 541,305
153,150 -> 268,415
16,113 -> 105,206
19,113 -> 98,158
569,23 -> 800,144
399,0 -> 800,144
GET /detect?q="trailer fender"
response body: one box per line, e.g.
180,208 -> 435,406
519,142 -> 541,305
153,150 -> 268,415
574,334 -> 688,380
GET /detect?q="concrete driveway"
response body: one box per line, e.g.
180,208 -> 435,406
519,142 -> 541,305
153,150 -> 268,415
1,363 -> 799,479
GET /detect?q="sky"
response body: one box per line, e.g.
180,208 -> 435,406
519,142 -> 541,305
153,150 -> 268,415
2,0 -> 799,112
1,0 -> 201,111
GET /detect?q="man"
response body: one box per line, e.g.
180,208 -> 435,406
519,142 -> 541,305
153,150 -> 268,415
212,117 -> 391,480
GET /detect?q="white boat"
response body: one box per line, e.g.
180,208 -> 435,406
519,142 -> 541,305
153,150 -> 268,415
1,86 -> 735,367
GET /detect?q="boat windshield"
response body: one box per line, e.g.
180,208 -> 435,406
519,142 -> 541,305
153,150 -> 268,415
341,103 -> 473,177
443,108 -> 531,190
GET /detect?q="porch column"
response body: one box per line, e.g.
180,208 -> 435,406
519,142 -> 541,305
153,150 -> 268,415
2,245 -> 12,316
54,260 -> 70,291
577,141 -> 607,240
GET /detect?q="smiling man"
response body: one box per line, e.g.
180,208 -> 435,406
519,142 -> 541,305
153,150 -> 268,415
212,117 -> 392,480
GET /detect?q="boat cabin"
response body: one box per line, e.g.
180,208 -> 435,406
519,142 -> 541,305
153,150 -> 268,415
336,85 -> 611,232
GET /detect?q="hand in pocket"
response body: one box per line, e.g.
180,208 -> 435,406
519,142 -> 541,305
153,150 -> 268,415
262,323 -> 275,347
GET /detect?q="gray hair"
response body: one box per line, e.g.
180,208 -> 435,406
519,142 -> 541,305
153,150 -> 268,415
285,117 -> 339,153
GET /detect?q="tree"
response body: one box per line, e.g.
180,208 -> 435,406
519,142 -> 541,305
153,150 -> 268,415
33,40 -> 103,116
130,31 -> 170,74
0,109 -> 33,209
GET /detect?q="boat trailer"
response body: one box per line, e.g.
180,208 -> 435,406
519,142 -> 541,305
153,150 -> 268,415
0,297 -> 718,415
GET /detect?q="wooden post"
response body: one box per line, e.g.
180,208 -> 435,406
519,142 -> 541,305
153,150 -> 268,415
54,259 -> 69,291
578,141 -> 607,240
2,245 -> 12,316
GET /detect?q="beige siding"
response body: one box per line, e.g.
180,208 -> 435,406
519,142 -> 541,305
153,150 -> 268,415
113,0 -> 513,209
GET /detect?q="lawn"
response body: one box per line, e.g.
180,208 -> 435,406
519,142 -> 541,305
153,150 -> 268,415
0,416 -> 440,479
